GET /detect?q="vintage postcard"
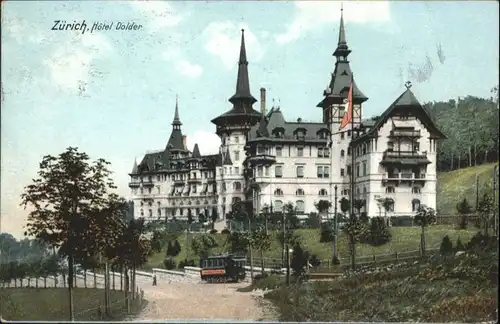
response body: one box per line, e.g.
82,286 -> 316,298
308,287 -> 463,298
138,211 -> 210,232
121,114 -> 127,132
1,1 -> 498,322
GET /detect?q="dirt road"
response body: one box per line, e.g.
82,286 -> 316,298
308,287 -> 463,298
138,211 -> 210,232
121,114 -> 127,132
131,281 -> 277,321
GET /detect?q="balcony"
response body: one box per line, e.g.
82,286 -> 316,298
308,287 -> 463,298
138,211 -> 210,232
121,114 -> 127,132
381,150 -> 430,166
246,154 -> 276,167
382,172 -> 427,183
389,129 -> 421,138
142,180 -> 154,188
129,181 -> 140,188
187,177 -> 202,184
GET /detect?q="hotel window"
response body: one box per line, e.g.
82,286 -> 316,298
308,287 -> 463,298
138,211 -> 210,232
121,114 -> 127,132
297,147 -> 304,157
296,200 -> 305,213
362,162 -> 367,176
362,144 -> 367,155
156,175 -> 161,181
157,208 -> 161,216
347,147 -> 351,155
235,136 -> 239,143
234,151 -> 240,161
296,165 -> 304,178
274,188 -> 283,196
319,189 -> 328,196
275,165 -> 283,178
386,186 -> 395,194
140,209 -> 144,217
265,166 -> 269,176
341,149 -> 345,157
324,148 -> 330,157
257,146 -> 265,154
412,187 -> 421,194
356,164 -> 360,177
341,132 -> 345,140
296,188 -> 305,196
233,182 -> 242,191
257,166 -> 263,177
148,209 -> 153,217
347,166 -> 352,175
235,167 -> 239,174
412,199 -> 421,212
317,166 -> 330,178
340,168 -> 345,177
148,188 -> 152,194
274,200 -> 283,213
276,146 -> 283,157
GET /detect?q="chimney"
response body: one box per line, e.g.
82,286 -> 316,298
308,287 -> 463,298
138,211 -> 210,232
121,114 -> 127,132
182,135 -> 187,150
260,87 -> 266,116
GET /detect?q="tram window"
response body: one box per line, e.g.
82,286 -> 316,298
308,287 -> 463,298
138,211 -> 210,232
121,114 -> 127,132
203,260 -> 208,268
208,259 -> 214,267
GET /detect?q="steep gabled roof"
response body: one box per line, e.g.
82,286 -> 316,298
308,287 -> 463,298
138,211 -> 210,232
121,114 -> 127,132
353,87 -> 446,143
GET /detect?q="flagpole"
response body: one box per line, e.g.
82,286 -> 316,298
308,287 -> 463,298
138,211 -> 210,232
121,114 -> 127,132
349,74 -> 355,220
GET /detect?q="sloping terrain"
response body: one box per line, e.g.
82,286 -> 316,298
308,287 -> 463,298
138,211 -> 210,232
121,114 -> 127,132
437,163 -> 498,215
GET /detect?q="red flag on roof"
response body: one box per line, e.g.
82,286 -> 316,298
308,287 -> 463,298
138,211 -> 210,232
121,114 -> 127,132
339,80 -> 353,130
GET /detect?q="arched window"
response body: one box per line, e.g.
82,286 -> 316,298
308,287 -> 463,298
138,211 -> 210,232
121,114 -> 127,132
412,187 -> 421,194
296,188 -> 305,196
296,200 -> 305,213
140,201 -> 144,207
340,149 -> 345,157
385,186 -> 395,194
363,186 -> 367,196
274,188 -> 283,196
233,182 -> 242,191
274,200 -> 283,213
319,189 -> 328,196
140,209 -> 144,217
412,199 -> 421,212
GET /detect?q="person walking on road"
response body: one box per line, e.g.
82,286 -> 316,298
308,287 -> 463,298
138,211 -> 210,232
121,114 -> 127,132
152,274 -> 157,286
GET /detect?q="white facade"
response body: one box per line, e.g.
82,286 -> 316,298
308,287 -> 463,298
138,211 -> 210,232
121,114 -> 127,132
129,11 -> 445,222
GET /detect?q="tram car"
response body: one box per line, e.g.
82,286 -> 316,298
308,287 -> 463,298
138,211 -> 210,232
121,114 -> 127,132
200,254 -> 247,283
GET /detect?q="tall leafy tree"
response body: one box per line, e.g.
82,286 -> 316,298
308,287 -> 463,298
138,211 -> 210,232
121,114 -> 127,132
20,147 -> 117,321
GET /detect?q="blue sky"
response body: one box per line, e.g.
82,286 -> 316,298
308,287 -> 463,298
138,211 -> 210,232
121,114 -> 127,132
1,0 -> 498,237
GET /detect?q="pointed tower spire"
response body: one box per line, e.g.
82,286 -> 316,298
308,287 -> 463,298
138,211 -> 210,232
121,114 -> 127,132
333,6 -> 351,58
192,143 -> 201,158
228,29 -> 257,107
172,94 -> 181,127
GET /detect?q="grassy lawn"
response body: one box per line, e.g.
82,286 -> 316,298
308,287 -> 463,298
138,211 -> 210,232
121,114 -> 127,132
437,162 -> 498,215
0,288 -> 144,321
145,225 -> 476,269
263,249 -> 498,322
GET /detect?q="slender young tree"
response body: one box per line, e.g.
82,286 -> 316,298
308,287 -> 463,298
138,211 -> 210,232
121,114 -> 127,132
414,205 -> 437,256
20,147 -> 117,321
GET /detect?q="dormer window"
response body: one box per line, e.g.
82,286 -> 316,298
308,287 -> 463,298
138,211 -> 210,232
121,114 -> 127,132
296,130 -> 305,140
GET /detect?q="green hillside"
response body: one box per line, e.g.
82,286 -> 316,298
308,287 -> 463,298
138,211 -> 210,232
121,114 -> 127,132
437,163 -> 498,215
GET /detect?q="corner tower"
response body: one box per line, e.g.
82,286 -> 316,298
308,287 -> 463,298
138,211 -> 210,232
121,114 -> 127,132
317,8 -> 369,199
211,29 -> 262,220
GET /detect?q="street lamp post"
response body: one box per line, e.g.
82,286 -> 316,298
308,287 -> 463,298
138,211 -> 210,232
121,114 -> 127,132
333,185 -> 338,260
286,248 -> 293,285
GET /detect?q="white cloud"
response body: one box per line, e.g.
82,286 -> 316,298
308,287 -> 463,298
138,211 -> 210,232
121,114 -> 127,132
203,22 -> 265,70
130,0 -> 182,32
163,46 -> 182,61
185,131 -> 221,155
43,33 -> 112,93
175,59 -> 203,78
276,1 -> 391,44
